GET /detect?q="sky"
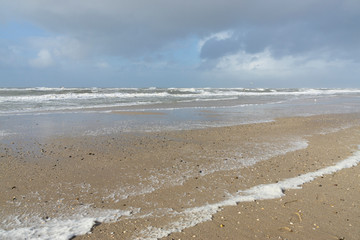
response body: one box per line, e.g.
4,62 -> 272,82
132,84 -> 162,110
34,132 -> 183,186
1,0 -> 360,88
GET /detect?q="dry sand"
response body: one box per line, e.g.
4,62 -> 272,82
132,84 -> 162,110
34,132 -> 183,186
1,113 -> 360,239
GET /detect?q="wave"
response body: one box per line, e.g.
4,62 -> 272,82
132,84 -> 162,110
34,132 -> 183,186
0,101 -> 164,116
0,88 -> 360,115
1,88 -> 359,101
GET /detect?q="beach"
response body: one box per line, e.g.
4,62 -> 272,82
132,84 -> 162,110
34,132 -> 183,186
1,111 -> 360,239
4,0 -> 360,238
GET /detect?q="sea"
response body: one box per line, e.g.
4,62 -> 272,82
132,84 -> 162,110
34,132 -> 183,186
1,87 -> 360,138
1,87 -> 360,240
2,87 -> 360,115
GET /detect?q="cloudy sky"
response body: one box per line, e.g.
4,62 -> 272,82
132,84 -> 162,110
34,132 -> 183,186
1,0 -> 360,88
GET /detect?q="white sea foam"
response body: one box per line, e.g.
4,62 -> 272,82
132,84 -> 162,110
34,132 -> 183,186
0,205 -> 134,240
0,92 -> 170,102
316,124 -> 356,135
0,130 -> 10,137
135,146 -> 360,240
0,101 -> 163,116
1,88 -> 359,103
200,138 -> 309,176
104,185 -> 157,202
0,130 -> 14,139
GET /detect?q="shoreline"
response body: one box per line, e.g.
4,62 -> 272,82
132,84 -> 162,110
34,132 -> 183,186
162,161 -> 360,240
1,113 -> 360,239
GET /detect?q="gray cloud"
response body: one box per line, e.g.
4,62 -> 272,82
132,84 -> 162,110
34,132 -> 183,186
200,3 -> 360,61
1,0 -> 359,66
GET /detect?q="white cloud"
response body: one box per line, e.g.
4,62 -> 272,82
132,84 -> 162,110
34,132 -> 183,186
25,36 -> 89,68
198,30 -> 234,51
28,36 -> 87,60
29,49 -> 53,68
214,49 -> 294,73
203,48 -> 360,87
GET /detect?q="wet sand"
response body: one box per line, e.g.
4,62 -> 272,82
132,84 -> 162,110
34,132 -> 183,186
162,133 -> 360,240
1,113 -> 360,239
111,111 -> 166,115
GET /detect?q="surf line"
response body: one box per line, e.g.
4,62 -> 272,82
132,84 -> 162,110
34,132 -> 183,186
136,146 -> 360,240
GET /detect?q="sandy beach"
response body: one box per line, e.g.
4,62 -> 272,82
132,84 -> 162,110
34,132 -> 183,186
1,113 -> 360,239
3,0 -> 360,238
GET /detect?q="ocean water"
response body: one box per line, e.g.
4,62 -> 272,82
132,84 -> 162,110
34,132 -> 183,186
1,87 -> 360,138
1,87 -> 360,115
1,88 -> 360,239
0,87 -> 283,114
